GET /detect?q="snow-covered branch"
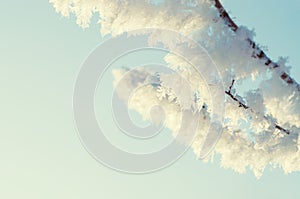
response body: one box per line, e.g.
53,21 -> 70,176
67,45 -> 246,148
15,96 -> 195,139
225,79 -> 290,135
211,0 -> 300,92
51,0 -> 300,178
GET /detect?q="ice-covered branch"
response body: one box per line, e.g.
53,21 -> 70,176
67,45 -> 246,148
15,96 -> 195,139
51,0 -> 300,178
225,79 -> 290,135
211,0 -> 300,92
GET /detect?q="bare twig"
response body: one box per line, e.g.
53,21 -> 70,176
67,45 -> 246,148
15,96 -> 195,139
225,80 -> 249,109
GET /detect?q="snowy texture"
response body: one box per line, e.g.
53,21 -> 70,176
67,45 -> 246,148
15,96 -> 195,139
51,0 -> 300,178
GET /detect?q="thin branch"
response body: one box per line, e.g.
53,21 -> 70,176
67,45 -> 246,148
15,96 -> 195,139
225,80 -> 249,110
225,79 -> 290,135
211,0 -> 300,92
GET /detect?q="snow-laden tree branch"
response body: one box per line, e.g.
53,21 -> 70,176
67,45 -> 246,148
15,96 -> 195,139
225,79 -> 290,135
211,0 -> 300,92
51,0 -> 300,178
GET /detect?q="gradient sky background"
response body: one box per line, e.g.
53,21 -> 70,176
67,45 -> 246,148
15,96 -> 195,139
1,0 -> 300,198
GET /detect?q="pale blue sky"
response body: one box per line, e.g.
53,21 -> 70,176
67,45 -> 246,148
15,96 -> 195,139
0,1 -> 300,198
